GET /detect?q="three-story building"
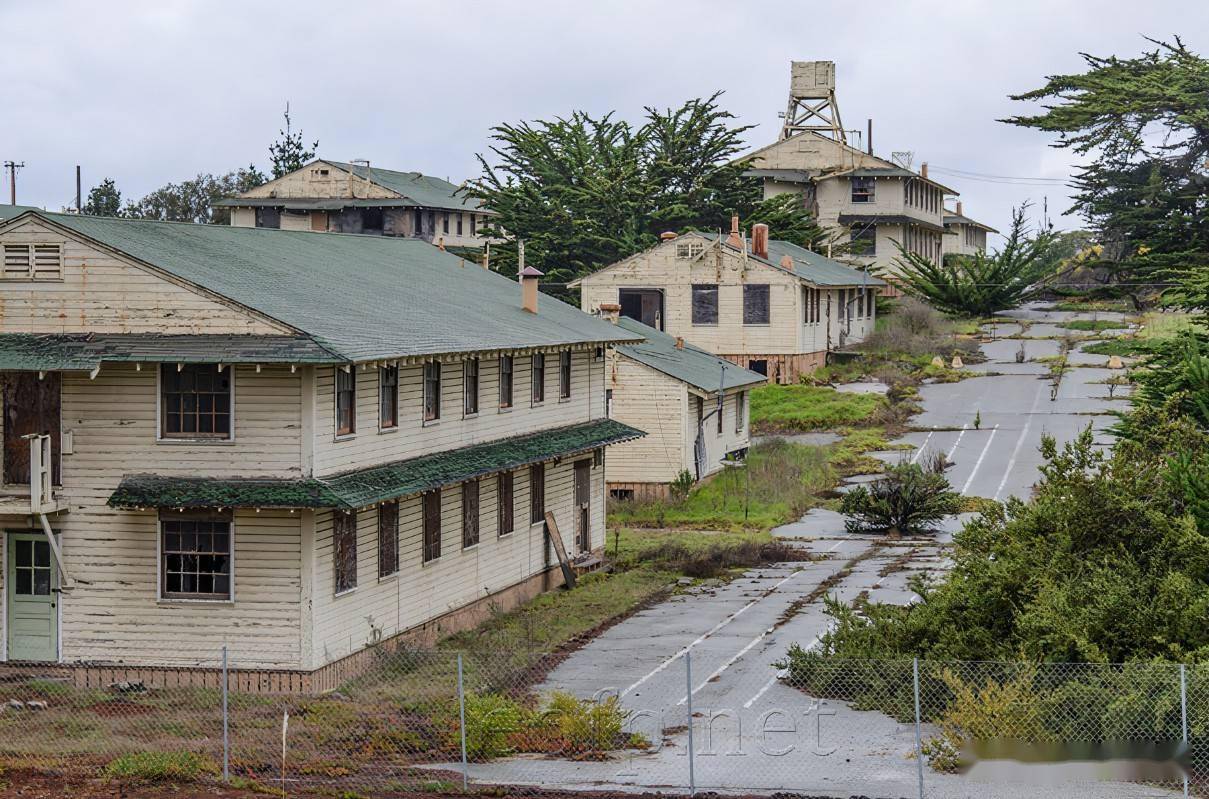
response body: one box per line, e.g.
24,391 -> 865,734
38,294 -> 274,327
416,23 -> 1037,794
0,211 -> 640,687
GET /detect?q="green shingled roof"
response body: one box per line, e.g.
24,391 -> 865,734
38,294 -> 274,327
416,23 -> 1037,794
0,204 -> 42,220
613,317 -> 766,393
326,161 -> 488,213
0,333 -> 339,371
16,211 -> 639,362
108,418 -> 643,510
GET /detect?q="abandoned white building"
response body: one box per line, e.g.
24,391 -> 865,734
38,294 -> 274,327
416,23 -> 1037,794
0,210 -> 641,688
597,312 -> 764,500
217,159 -> 496,248
942,201 -> 997,260
573,223 -> 884,384
741,61 -> 987,282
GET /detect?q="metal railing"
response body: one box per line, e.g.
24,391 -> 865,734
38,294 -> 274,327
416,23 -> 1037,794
1,650 -> 1204,798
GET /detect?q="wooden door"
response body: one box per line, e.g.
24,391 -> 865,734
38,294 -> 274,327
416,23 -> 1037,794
6,532 -> 58,662
3,373 -> 60,486
573,460 -> 591,553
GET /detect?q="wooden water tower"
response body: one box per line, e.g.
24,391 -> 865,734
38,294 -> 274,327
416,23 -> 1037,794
780,60 -> 845,143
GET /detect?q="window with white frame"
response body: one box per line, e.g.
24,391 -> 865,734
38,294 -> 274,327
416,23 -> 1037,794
160,511 -> 232,600
161,364 -> 232,440
423,361 -> 441,421
675,241 -> 705,259
464,358 -> 479,416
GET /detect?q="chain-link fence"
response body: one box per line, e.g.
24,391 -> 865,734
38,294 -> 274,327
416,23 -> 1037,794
2,649 -> 1206,798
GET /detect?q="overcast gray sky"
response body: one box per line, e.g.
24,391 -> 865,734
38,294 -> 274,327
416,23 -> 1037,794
4,1 -> 1207,238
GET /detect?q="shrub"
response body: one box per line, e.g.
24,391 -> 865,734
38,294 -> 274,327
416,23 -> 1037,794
839,452 -> 962,537
460,693 -> 526,759
542,691 -> 631,755
104,751 -> 216,782
669,469 -> 694,501
921,666 -> 1045,773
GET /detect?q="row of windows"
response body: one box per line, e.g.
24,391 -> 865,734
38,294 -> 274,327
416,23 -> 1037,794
334,463 -> 561,594
337,352 -> 575,437
803,287 -> 876,324
963,226 -> 987,249
694,392 -> 747,435
906,179 -> 942,214
903,226 -> 943,264
690,284 -> 770,326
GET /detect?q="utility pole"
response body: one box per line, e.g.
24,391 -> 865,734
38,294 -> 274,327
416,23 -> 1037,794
4,161 -> 25,205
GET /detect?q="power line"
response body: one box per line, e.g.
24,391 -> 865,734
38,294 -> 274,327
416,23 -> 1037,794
928,164 -> 1070,185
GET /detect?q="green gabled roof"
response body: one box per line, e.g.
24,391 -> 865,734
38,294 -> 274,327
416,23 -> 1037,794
15,211 -> 639,363
108,418 -> 644,510
0,333 -> 339,371
613,317 -> 765,392
325,161 -> 488,213
0,204 -> 42,220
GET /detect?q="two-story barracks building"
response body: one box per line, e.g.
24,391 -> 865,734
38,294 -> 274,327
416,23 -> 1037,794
0,210 -> 641,687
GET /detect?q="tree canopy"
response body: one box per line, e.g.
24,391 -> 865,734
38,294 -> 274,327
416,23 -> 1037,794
468,93 -> 841,290
1004,37 -> 1209,304
269,105 -> 319,179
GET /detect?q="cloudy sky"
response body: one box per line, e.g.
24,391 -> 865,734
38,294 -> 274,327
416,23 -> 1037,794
4,1 -> 1207,238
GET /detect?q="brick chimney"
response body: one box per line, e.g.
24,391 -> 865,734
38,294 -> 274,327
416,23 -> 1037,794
920,162 -> 929,179
726,215 -> 742,248
751,223 -> 769,259
660,231 -> 677,242
520,266 -> 543,313
598,302 -> 621,324
956,200 -> 963,217
780,254 -> 794,269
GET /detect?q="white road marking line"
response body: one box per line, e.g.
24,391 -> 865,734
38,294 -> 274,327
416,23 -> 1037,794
946,424 -> 969,461
678,626 -> 773,705
993,384 -> 1045,501
910,429 -> 935,464
742,629 -> 828,709
620,570 -> 799,697
960,424 -> 1000,495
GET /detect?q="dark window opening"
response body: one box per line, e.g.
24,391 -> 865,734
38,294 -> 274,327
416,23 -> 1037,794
378,502 -> 399,578
530,463 -> 545,524
849,224 -> 877,257
618,288 -> 664,330
379,365 -> 398,429
361,207 -> 384,233
422,490 -> 442,563
462,480 -> 480,548
3,371 -> 61,485
559,351 -> 572,399
255,207 -> 281,228
335,368 -> 355,436
850,177 -> 875,203
743,284 -> 770,325
334,511 -> 358,594
498,472 -> 514,536
531,353 -> 545,404
499,354 -> 514,408
424,361 -> 441,421
691,284 -> 719,325
464,358 -> 479,415
748,359 -> 768,376
162,364 -> 231,440
161,512 -> 232,600
609,488 -> 635,502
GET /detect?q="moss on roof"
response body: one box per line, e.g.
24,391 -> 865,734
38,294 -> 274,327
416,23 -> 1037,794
0,333 -> 339,371
108,419 -> 644,510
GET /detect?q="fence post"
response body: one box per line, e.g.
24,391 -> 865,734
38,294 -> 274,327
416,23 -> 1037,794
913,658 -> 925,799
457,653 -> 469,792
685,650 -> 696,797
222,645 -> 230,783
1181,664 -> 1189,799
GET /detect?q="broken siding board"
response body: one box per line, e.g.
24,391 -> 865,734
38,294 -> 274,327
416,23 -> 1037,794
0,218 -> 290,336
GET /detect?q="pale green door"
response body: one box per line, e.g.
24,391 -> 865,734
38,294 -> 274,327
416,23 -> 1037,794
6,533 -> 57,662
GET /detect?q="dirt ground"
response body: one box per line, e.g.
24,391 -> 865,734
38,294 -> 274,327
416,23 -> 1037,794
4,770 -> 861,799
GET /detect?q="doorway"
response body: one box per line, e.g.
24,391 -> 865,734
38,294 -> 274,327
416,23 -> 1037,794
573,460 -> 591,553
618,289 -> 664,330
5,532 -> 58,662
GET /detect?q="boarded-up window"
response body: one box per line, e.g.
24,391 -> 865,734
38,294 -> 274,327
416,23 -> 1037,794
743,284 -> 770,325
462,480 -> 480,548
464,359 -> 479,415
161,511 -> 232,600
334,511 -> 358,594
335,368 -> 355,436
736,391 -> 746,432
531,354 -> 545,404
379,365 -> 398,429
530,463 -> 545,524
559,351 -> 572,400
499,355 -> 514,409
498,472 -> 514,536
378,502 -> 399,578
691,285 -> 718,325
2,243 -> 62,280
424,361 -> 441,421
422,490 -> 442,563
161,364 -> 231,440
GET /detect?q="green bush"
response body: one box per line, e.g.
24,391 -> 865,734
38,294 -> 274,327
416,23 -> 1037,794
839,452 -> 963,537
104,751 -> 216,782
542,691 -> 631,754
460,693 -> 526,759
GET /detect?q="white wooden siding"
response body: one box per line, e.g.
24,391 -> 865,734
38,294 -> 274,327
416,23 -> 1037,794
0,218 -> 288,335
605,357 -> 687,484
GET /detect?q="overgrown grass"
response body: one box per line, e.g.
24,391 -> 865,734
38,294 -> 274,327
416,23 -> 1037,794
607,527 -> 808,577
1047,298 -> 1133,312
1057,319 -> 1129,332
1137,311 -> 1204,340
104,751 -> 216,782
750,384 -> 884,433
609,439 -> 834,530
1081,338 -> 1149,357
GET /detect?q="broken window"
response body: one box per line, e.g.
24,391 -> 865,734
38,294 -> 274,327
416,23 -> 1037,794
499,354 -> 514,409
462,480 -> 480,548
691,284 -> 719,325
3,372 -> 61,485
378,501 -> 399,578
424,361 -> 441,421
530,463 -> 545,524
161,511 -> 232,600
498,471 -> 514,536
531,353 -> 545,404
463,358 -> 479,416
161,364 -> 232,440
334,511 -> 357,593
456,214 -> 464,236
742,284 -> 770,325
255,207 -> 281,228
849,224 -> 876,257
379,364 -> 398,429
559,351 -> 572,400
361,207 -> 384,232
422,490 -> 442,563
335,367 -> 355,436
675,241 -> 705,259
850,177 -> 875,203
